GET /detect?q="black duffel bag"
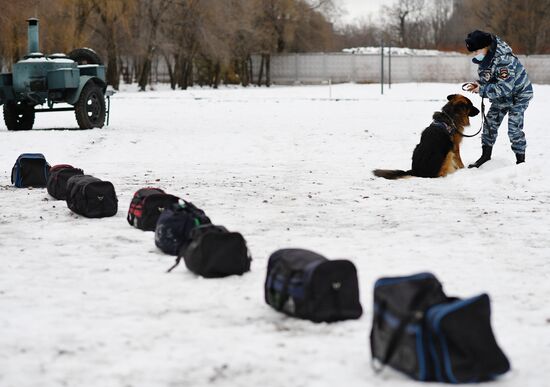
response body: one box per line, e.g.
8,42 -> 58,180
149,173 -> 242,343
370,272 -> 510,383
265,248 -> 363,323
155,200 -> 211,255
167,225 -> 251,277
47,164 -> 84,200
66,175 -> 118,218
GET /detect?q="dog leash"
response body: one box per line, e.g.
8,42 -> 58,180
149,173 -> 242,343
460,83 -> 487,138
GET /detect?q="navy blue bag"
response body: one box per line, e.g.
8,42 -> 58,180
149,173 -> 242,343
265,248 -> 362,323
424,294 -> 510,383
154,200 -> 211,255
370,273 -> 510,384
11,153 -> 50,188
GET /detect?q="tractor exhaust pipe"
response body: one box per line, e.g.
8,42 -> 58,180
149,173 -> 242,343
27,18 -> 39,54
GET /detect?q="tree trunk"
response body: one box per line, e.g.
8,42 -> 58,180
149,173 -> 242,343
175,53 -> 183,88
397,8 -> 410,47
257,54 -> 265,86
180,59 -> 192,90
105,28 -> 119,90
164,53 -> 176,90
138,57 -> 152,91
265,54 -> 271,87
213,62 -> 221,89
241,58 -> 249,87
248,56 -> 253,87
187,61 -> 194,88
132,59 -> 138,84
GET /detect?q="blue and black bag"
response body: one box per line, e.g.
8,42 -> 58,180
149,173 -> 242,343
370,272 -> 510,383
154,199 -> 211,255
11,153 -> 50,188
265,248 -> 362,323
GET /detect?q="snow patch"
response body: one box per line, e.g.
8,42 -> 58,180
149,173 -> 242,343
343,46 -> 465,56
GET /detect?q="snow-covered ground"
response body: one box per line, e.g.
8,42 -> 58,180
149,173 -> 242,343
0,83 -> 549,387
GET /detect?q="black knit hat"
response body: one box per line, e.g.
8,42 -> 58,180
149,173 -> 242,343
465,30 -> 493,52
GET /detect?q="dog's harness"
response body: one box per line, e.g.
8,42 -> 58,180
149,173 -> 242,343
432,108 -> 461,136
432,119 -> 456,136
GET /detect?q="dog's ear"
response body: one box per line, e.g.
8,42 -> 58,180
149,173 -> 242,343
469,106 -> 480,117
447,94 -> 459,101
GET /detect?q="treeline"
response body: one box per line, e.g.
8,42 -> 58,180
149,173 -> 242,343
0,0 -> 338,90
0,0 -> 549,90
339,0 -> 550,55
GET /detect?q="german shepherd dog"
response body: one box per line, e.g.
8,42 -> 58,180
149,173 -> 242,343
373,94 -> 480,179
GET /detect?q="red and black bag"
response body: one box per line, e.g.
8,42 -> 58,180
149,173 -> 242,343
47,164 -> 84,200
127,188 -> 180,231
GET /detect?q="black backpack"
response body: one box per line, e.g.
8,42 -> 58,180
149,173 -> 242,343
265,248 -> 363,323
47,164 -> 84,200
127,188 -> 180,231
370,272 -> 510,383
66,175 -> 118,218
154,200 -> 211,255
167,225 -> 251,278
11,153 -> 51,188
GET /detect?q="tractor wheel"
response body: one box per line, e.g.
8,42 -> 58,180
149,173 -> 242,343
67,48 -> 103,65
3,101 -> 35,131
74,82 -> 106,129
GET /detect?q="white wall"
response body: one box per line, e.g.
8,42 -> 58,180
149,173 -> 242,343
252,53 -> 550,84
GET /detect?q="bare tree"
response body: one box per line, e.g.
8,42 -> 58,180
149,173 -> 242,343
382,0 -> 425,47
136,0 -> 174,91
430,0 -> 453,49
465,0 -> 550,54
290,1 -> 337,52
90,0 -> 136,90
510,0 -> 550,54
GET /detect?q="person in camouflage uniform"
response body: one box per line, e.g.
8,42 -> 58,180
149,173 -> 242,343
464,30 -> 533,167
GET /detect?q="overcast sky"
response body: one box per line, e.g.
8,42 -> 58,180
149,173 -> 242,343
337,0 -> 397,24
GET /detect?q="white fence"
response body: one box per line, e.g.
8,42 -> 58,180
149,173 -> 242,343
251,53 -> 550,84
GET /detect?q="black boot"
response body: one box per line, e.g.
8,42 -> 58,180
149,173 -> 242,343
516,153 -> 525,164
468,145 -> 493,168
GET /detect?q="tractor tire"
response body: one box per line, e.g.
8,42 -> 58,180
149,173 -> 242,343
67,48 -> 103,65
74,82 -> 106,129
3,101 -> 35,131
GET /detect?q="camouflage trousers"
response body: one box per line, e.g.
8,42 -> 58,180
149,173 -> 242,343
482,100 -> 530,154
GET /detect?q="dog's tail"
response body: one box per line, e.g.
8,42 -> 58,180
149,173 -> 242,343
372,169 -> 412,180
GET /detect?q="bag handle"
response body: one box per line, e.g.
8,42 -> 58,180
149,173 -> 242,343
269,262 -> 296,311
166,255 -> 183,273
371,309 -> 425,373
371,281 -> 442,374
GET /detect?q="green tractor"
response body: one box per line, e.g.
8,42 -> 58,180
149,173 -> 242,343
0,18 -> 111,130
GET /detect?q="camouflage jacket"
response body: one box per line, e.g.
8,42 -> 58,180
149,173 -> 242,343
475,36 -> 533,104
